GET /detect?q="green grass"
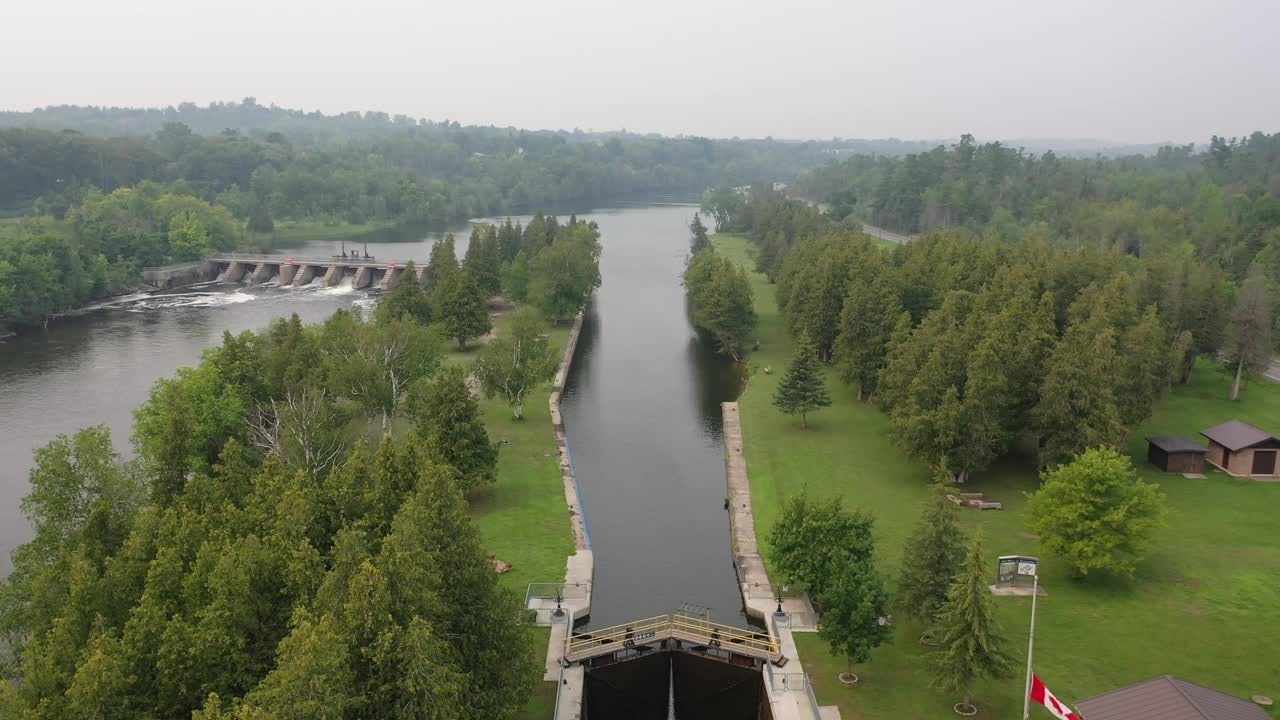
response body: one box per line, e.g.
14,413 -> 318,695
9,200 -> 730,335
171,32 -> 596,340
715,232 -> 1280,719
464,311 -> 575,594
514,627 -> 560,720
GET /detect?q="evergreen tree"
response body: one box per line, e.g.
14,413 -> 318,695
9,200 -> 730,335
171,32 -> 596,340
501,250 -> 531,304
434,270 -> 491,350
832,267 -> 902,400
424,233 -> 458,290
683,250 -> 756,360
410,365 -> 497,490
1225,263 -> 1271,400
463,225 -> 503,297
475,308 -> 559,420
896,483 -> 966,623
928,532 -> 1014,712
1116,305 -> 1169,425
1034,316 -> 1124,467
772,334 -> 831,429
1026,447 -> 1167,578
689,212 -> 711,254
376,260 -> 432,326
497,219 -> 522,262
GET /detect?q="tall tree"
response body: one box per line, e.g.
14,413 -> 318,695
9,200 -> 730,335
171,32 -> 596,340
832,265 -> 902,400
1026,447 -> 1167,578
767,490 -> 875,601
683,250 -> 757,360
528,224 -> 602,323
896,483 -> 966,624
817,552 -> 892,680
1034,317 -> 1124,467
410,365 -> 498,491
501,250 -> 531,304
928,532 -> 1014,713
376,260 -> 432,325
689,212 -> 711,254
474,308 -> 559,420
1225,263 -> 1271,400
463,225 -> 503,297
772,334 -> 831,429
424,233 -> 459,290
434,270 -> 491,351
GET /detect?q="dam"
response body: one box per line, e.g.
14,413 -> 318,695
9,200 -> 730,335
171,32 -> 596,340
142,253 -> 422,290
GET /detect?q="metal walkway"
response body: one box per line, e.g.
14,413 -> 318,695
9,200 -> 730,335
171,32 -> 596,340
563,611 -> 782,665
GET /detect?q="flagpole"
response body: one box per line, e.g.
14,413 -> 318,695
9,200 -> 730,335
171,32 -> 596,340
1022,572 -> 1038,720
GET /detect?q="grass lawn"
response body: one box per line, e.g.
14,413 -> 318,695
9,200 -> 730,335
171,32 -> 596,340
715,232 -> 1280,719
463,311 -> 575,595
514,627 -> 560,720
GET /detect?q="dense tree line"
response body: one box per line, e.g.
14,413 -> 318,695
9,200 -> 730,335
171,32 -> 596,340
682,213 -> 756,360
0,184 -> 244,332
0,99 -> 860,224
793,132 -> 1280,281
0,294 -> 546,717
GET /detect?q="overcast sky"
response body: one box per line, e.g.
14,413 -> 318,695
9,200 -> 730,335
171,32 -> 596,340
2,0 -> 1276,143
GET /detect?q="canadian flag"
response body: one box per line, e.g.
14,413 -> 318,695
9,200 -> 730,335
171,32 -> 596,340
1030,675 -> 1082,720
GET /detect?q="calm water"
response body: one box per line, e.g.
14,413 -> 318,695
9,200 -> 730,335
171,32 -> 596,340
0,205 -> 747,632
557,205 -> 747,628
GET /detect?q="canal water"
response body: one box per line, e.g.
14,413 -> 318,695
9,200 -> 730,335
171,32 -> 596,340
0,205 -> 748,634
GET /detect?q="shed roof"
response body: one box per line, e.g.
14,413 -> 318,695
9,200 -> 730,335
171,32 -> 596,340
1147,436 -> 1208,454
1200,420 -> 1279,452
1076,676 -> 1269,720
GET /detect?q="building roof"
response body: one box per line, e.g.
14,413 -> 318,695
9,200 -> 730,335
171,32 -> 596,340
1147,436 -> 1208,454
1200,420 -> 1279,452
1076,676 -> 1269,720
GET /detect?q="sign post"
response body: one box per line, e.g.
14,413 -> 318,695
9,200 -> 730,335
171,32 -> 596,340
1017,558 -> 1039,720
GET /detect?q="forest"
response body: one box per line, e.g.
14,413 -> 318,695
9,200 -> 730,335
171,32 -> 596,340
0,213 -> 600,719
707,186 -> 1272,481
790,132 -> 1280,280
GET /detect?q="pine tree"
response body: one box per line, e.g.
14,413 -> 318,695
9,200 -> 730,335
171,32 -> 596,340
424,233 -> 458,290
929,532 -> 1014,711
1225,263 -> 1271,400
689,212 -> 711,254
833,268 -> 902,400
463,225 -> 502,297
410,365 -> 497,490
1034,316 -> 1124,467
376,260 -> 432,326
501,250 -> 531,304
896,483 -> 966,623
434,270 -> 491,350
773,334 -> 832,429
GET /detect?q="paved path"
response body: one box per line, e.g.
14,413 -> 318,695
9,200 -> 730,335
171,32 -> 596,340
1264,358 -> 1280,383
723,401 -> 838,720
861,222 -> 914,245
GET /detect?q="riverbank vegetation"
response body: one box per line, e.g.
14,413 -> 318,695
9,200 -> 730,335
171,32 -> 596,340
0,211 -> 599,717
716,231 -> 1280,718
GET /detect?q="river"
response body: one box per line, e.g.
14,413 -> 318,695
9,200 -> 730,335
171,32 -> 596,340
0,204 -> 748,633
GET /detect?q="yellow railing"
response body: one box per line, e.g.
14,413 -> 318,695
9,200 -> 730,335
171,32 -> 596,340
564,612 -> 780,660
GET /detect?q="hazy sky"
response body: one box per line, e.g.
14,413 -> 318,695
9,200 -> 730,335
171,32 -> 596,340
2,0 -> 1276,143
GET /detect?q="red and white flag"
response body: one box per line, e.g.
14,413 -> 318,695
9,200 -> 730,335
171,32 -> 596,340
1030,675 -> 1082,720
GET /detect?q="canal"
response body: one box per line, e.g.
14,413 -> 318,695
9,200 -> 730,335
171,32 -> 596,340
0,204 -> 749,634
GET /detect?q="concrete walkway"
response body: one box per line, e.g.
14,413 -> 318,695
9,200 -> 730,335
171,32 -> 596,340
526,306 -> 593,719
723,401 -> 839,720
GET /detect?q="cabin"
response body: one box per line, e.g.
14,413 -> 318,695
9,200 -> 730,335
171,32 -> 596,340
1145,436 -> 1207,474
1200,420 -> 1280,478
1076,675 -> 1270,720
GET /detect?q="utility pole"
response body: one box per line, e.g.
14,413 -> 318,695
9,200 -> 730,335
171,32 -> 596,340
1021,572 -> 1039,720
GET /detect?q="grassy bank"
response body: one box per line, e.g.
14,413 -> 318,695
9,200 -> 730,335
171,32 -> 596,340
716,232 -> 1280,719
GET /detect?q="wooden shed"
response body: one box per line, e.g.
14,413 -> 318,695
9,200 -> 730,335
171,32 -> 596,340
1200,419 -> 1280,478
1146,436 -> 1207,474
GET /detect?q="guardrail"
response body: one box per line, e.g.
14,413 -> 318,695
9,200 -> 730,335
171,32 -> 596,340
564,611 -> 781,663
207,252 -> 402,267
